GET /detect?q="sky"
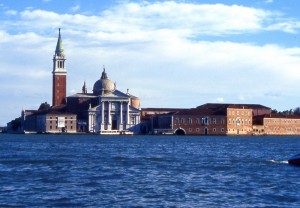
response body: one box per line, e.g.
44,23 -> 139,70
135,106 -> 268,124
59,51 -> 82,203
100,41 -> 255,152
1,0 -> 300,126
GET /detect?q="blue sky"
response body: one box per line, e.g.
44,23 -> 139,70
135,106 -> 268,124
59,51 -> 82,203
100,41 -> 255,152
1,0 -> 300,125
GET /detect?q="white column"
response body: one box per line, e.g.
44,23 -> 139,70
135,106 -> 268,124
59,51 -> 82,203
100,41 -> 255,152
120,102 -> 123,124
88,112 -> 95,133
126,102 -> 130,128
108,102 -> 111,124
120,102 -> 123,130
108,102 -> 112,130
101,102 -> 104,130
101,102 -> 104,123
88,112 -> 92,132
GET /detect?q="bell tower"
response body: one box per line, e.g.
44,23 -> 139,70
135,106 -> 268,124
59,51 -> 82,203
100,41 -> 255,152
52,28 -> 67,106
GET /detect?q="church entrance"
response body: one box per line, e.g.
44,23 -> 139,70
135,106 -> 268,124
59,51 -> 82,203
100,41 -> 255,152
112,119 -> 118,130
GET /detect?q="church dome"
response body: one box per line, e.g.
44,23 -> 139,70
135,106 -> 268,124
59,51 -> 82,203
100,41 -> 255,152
93,68 -> 115,95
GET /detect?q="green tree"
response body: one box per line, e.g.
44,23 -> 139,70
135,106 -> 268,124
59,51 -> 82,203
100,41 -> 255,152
11,117 -> 21,131
38,102 -> 50,111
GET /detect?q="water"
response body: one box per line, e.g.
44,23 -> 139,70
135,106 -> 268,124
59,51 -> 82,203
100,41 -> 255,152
0,134 -> 300,207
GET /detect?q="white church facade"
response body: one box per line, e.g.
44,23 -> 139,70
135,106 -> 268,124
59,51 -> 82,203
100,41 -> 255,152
68,68 -> 141,134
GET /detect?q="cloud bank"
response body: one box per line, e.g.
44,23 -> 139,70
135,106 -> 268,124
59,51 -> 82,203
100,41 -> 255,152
1,1 -> 300,125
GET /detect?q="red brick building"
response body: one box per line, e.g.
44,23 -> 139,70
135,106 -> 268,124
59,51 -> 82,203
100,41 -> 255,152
254,114 -> 300,135
144,103 -> 274,135
173,108 -> 227,135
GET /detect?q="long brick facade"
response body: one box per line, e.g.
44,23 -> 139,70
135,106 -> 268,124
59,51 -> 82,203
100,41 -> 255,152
141,103 -> 300,136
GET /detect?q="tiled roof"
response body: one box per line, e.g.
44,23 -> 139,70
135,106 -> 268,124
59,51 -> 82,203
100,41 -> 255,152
68,93 -> 97,98
141,108 -> 187,112
25,104 -> 75,116
174,108 -> 226,116
198,103 -> 271,110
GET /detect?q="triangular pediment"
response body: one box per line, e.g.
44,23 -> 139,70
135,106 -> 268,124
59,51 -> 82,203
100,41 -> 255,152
101,90 -> 131,98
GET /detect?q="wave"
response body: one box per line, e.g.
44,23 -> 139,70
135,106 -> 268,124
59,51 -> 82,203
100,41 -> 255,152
268,160 -> 288,164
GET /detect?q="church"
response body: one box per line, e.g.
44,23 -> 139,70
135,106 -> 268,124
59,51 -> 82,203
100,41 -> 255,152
67,68 -> 141,134
20,29 -> 141,134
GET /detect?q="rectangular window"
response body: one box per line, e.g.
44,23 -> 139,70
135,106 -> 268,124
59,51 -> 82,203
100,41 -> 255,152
181,118 -> 184,124
213,118 -> 216,124
202,117 -> 209,125
221,119 -> 225,125
196,118 -> 200,124
188,118 -> 192,124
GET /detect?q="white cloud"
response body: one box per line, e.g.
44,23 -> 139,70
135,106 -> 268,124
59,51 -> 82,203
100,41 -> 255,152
70,4 -> 80,12
216,98 -> 225,102
14,1 -> 300,42
15,2 -> 272,36
5,10 -> 17,15
266,21 -> 300,33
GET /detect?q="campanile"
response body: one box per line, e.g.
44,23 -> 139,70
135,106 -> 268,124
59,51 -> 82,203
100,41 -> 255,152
52,28 -> 67,106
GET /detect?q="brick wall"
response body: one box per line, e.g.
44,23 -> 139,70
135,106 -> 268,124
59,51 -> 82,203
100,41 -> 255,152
227,108 -> 253,135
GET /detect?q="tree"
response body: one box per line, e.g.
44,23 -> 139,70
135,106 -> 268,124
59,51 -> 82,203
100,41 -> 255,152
11,117 -> 22,131
272,109 -> 278,114
38,102 -> 50,111
294,107 -> 300,115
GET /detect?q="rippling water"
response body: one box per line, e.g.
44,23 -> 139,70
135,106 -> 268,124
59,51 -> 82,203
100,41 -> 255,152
0,134 -> 300,207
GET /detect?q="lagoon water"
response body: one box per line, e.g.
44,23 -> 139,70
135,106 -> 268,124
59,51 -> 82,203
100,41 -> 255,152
0,134 -> 300,207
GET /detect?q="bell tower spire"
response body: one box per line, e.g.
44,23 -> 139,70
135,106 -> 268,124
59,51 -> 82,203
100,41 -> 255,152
52,28 -> 67,106
55,28 -> 64,56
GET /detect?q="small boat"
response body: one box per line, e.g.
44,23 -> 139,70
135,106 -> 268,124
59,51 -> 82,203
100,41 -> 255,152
288,154 -> 300,166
